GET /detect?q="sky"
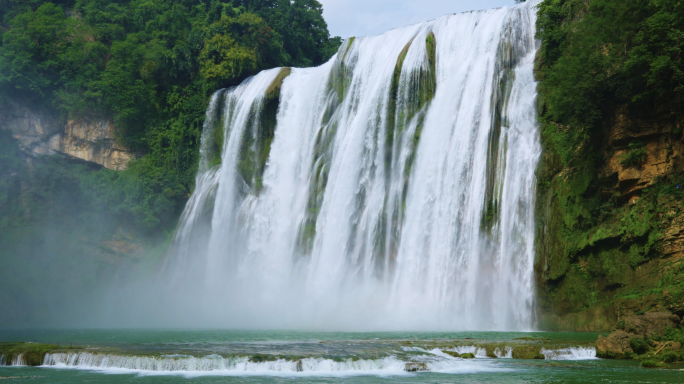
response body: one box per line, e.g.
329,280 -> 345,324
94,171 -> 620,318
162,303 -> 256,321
318,0 -> 519,38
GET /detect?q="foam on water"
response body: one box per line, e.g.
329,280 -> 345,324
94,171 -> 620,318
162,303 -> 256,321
541,347 -> 598,360
41,352 -> 505,377
0,354 -> 26,366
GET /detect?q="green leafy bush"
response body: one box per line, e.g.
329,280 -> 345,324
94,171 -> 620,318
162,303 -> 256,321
661,351 -> 680,363
630,337 -> 650,355
641,359 -> 667,368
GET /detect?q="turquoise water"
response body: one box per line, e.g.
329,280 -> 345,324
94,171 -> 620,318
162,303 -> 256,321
1,330 -> 683,383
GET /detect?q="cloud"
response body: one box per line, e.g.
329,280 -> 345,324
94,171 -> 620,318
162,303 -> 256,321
319,0 -> 518,38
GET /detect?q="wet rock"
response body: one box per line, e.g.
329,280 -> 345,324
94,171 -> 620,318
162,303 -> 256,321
442,351 -> 461,358
511,346 -> 544,359
460,353 -> 476,359
596,330 -> 632,358
248,354 -> 278,363
404,362 -> 428,372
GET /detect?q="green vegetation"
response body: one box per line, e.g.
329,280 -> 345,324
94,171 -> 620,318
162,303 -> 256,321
0,0 -> 341,327
630,337 -> 649,355
0,0 -> 341,230
536,0 -> 684,140
511,346 -> 545,360
603,326 -> 684,366
0,342 -> 75,366
535,0 -> 684,324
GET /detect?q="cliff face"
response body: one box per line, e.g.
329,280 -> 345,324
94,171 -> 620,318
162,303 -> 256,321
0,102 -> 132,170
608,109 -> 684,199
536,108 -> 684,331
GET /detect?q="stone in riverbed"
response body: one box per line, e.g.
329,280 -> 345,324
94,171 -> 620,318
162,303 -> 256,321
442,350 -> 461,358
460,353 -> 476,359
404,362 -> 428,372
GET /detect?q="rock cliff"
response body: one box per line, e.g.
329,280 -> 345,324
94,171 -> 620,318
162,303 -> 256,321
0,101 -> 132,170
536,107 -> 684,331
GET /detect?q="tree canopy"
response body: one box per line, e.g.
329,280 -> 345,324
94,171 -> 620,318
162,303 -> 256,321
0,0 -> 342,231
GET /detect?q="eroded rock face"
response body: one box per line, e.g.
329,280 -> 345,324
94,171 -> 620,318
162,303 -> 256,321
604,109 -> 684,198
58,119 -> 132,170
596,330 -> 632,358
537,106 -> 684,332
0,101 -> 63,155
0,101 -> 132,170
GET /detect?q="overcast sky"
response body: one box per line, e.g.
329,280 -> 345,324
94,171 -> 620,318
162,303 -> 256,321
318,0 -> 519,38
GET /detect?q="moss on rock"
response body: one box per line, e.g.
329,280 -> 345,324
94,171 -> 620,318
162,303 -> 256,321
0,342 -> 72,366
512,346 -> 545,360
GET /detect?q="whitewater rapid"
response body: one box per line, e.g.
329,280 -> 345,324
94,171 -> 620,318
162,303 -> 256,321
164,0 -> 542,331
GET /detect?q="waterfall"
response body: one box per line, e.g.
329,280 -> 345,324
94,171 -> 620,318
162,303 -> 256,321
165,0 -> 542,331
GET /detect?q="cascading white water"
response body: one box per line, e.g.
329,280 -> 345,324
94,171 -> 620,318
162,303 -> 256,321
165,0 -> 542,331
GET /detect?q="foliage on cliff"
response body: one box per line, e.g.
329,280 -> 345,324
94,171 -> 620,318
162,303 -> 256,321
535,0 -> 684,327
537,0 -> 683,147
0,0 -> 341,230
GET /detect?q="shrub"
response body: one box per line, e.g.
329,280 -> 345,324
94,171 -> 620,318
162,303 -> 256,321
641,359 -> 667,368
661,351 -> 680,363
630,337 -> 650,355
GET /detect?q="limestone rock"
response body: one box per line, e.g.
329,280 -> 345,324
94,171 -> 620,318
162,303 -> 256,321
0,101 -> 63,155
59,119 -> 132,170
596,330 -> 632,358
0,101 -> 132,170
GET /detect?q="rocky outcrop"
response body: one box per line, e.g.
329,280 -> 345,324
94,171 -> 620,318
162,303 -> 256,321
604,108 -> 684,199
0,101 -> 132,170
58,119 -> 132,170
537,105 -> 684,332
596,330 -> 632,358
619,312 -> 681,337
596,312 -> 682,360
0,101 -> 64,155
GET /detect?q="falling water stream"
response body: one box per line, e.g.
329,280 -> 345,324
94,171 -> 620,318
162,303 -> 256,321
164,0 -> 541,331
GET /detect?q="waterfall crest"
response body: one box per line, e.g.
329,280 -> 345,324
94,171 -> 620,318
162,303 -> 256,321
165,0 -> 542,331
